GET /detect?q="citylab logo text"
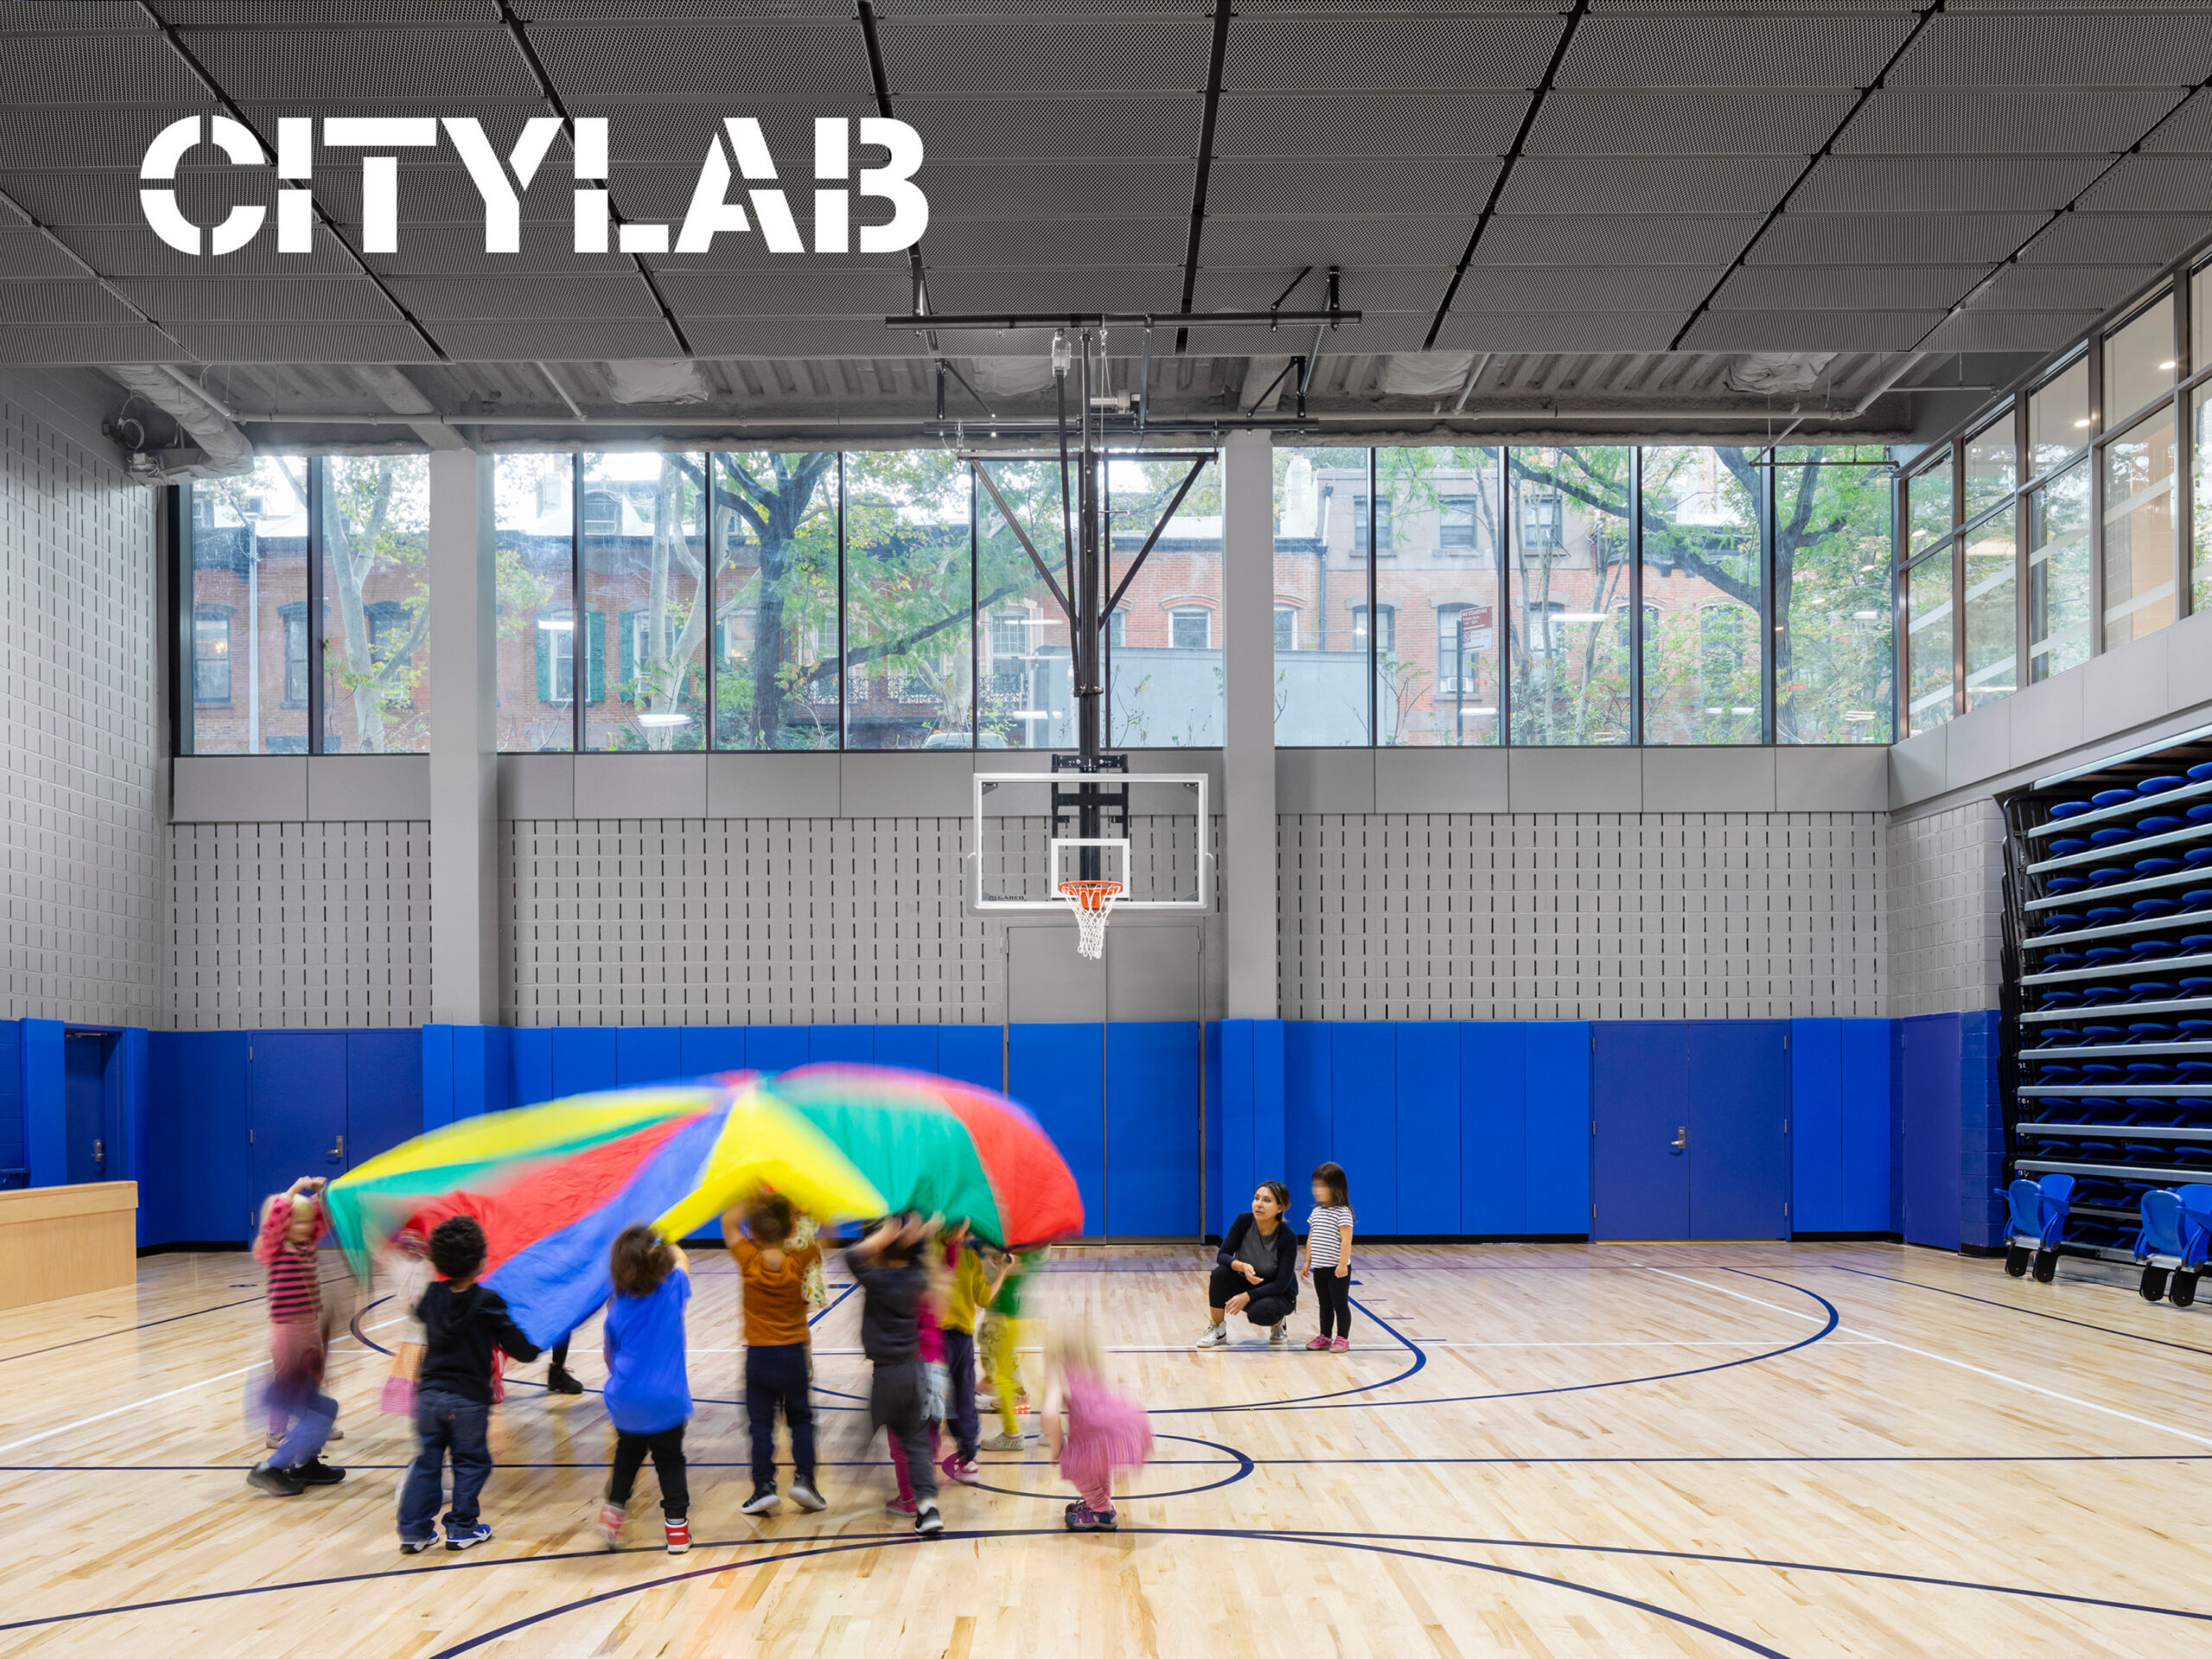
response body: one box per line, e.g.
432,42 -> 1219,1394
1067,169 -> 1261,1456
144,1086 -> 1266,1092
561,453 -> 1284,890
137,115 -> 926,257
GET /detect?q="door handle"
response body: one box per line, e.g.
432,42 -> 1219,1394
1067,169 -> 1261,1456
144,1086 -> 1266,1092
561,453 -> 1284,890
92,1138 -> 105,1166
326,1135 -> 345,1165
1670,1126 -> 1688,1151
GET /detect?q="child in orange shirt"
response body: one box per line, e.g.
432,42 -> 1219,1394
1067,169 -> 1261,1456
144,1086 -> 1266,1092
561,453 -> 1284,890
727,1194 -> 824,1516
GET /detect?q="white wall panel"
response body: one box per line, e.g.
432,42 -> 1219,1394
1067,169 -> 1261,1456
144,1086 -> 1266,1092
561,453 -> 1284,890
1278,811 -> 1885,1021
168,821 -> 431,1029
0,389 -> 161,1026
1885,798 -> 2005,1017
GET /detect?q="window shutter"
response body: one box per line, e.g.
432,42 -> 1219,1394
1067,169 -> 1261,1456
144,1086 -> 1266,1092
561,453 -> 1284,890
535,616 -> 553,701
620,609 -> 638,703
586,610 -> 606,703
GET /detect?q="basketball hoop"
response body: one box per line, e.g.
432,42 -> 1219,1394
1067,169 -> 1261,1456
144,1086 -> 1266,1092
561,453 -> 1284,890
1056,879 -> 1123,959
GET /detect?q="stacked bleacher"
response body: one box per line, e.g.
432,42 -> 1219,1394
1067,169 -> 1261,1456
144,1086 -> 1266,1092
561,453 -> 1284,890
2005,739 -> 2212,1270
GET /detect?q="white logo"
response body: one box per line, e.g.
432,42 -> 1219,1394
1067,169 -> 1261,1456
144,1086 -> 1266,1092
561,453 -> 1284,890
138,116 -> 926,257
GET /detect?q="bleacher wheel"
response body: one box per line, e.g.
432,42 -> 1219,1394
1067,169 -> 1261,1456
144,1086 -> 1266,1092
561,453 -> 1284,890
2004,1243 -> 2031,1278
2032,1250 -> 2060,1285
2168,1270 -> 2199,1309
2139,1265 -> 2169,1303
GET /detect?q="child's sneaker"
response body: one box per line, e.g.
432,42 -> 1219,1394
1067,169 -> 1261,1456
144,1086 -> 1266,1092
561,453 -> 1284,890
1269,1321 -> 1291,1348
884,1495 -> 918,1517
399,1535 -> 440,1554
293,1458 -> 346,1485
914,1503 -> 944,1537
445,1522 -> 493,1551
596,1503 -> 625,1549
664,1519 -> 690,1555
326,1426 -> 345,1442
789,1476 -> 827,1512
1064,1503 -> 1116,1531
264,1431 -> 283,1449
545,1364 -> 586,1396
1192,1321 -> 1227,1348
980,1430 -> 1025,1452
940,1454 -> 982,1484
741,1481 -> 779,1516
1304,1334 -> 1332,1351
246,1461 -> 303,1497
1330,1336 -> 1350,1352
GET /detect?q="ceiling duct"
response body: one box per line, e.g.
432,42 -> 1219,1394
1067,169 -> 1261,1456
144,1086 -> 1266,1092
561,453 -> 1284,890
1380,353 -> 1477,397
603,360 -> 713,405
106,365 -> 255,483
1723,354 -> 1839,397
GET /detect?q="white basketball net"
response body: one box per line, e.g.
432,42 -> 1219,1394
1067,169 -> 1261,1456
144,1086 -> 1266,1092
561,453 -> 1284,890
1057,880 -> 1123,959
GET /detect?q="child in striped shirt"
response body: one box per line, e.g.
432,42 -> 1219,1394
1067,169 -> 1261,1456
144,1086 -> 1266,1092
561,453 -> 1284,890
247,1177 -> 346,1496
1300,1162 -> 1355,1352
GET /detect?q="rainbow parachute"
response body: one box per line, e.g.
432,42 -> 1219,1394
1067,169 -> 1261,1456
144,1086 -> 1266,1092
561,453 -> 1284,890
326,1065 -> 1083,1348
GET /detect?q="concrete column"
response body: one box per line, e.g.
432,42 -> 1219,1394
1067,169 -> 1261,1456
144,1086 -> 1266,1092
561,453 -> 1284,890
1221,429 -> 1277,1019
427,450 -> 499,1025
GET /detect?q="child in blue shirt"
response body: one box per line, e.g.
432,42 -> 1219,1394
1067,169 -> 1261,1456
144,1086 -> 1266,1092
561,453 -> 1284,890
596,1225 -> 693,1554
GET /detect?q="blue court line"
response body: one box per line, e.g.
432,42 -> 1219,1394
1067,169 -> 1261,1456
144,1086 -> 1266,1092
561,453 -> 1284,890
16,1450 -> 2211,1476
1821,1264 -> 2212,1359
1152,1287 -> 1426,1413
20,1520 -> 2212,1650
0,1276 -> 356,1368
962,1432 -> 1254,1504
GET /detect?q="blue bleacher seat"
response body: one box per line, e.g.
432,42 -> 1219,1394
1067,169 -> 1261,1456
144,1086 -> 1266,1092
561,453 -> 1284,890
2050,800 -> 2095,819
2094,789 -> 2141,807
2135,856 -> 2184,876
2051,837 -> 2093,855
2133,898 -> 2182,917
2126,1022 -> 2177,1043
2091,827 -> 2140,847
2047,874 -> 2089,893
2185,847 -> 2212,867
2139,775 -> 2189,796
2089,867 -> 2135,885
2137,815 -> 2190,836
2001,1174 -> 2075,1281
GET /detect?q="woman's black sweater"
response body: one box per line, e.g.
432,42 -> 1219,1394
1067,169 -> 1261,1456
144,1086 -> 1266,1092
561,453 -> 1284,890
1216,1211 -> 1300,1306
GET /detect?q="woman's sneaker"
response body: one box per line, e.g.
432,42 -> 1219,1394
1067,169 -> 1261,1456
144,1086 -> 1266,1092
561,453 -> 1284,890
914,1503 -> 944,1537
445,1522 -> 493,1551
741,1481 -> 779,1516
1193,1322 -> 1227,1349
1064,1503 -> 1116,1531
1268,1322 -> 1292,1348
1304,1334 -> 1332,1351
596,1503 -> 624,1549
789,1476 -> 827,1512
1330,1337 -> 1351,1352
664,1520 -> 690,1555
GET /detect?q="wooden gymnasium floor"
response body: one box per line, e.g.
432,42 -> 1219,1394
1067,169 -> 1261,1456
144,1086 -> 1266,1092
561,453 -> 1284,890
3,1243 -> 2209,1657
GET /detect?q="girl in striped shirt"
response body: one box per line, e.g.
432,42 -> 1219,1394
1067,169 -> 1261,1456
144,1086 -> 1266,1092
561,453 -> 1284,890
1300,1163 -> 1355,1352
248,1177 -> 346,1495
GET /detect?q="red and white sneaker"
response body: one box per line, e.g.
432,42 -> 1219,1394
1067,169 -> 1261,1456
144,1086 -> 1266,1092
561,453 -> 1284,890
940,1455 -> 982,1485
884,1495 -> 918,1517
664,1519 -> 690,1555
595,1503 -> 624,1550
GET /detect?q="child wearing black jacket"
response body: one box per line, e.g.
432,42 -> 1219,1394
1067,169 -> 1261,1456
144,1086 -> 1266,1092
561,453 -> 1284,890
397,1215 -> 542,1554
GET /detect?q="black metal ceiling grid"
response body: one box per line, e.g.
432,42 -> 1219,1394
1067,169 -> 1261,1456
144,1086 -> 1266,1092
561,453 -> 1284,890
1206,159 -> 1503,218
875,18 -> 1217,93
923,268 -> 1187,313
2018,213 -> 2212,267
1222,16 -> 1567,90
2079,154 -> 2212,213
915,218 -> 1186,271
1195,216 -> 1475,270
1889,13 -> 2212,87
1745,211 -> 2050,265
1920,308 -> 2102,353
1494,156 -> 1807,215
1429,311 -> 1686,353
523,22 -> 875,100
381,275 -> 671,323
166,321 -> 444,362
1520,92 -> 1859,156
1791,155 -> 2122,214
1471,214 -> 1769,267
1964,261 -> 2173,311
1212,93 -> 1529,160
1713,264 -> 1988,312
647,269 -> 919,318
115,276 -> 414,324
893,95 -> 1204,164
172,24 -> 541,102
1834,90 -> 2193,155
1555,14 -> 1919,87
0,284 -> 145,326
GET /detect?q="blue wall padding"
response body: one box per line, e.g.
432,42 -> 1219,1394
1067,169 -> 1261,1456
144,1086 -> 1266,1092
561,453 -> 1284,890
347,1030 -> 424,1166
1959,1010 -> 2005,1251
1523,1021 -> 1593,1234
421,1025 -> 454,1131
1282,1020 -> 1332,1214
616,1026 -> 685,1087
21,1019 -> 64,1189
1790,1019 -> 1844,1230
1395,1022 -> 1460,1233
1106,1022 -> 1200,1236
1901,1013 -> 1964,1251
677,1026 -> 745,1078
1790,1018 -> 1897,1234
1009,1022 -> 1104,1236
118,1027 -> 149,1240
807,1025 -> 874,1065
936,1026 -> 1003,1093
1205,1020 -> 1287,1236
742,1026 -> 808,1074
1328,1023 -> 1398,1232
0,1020 -> 22,1179
1592,1021 -> 1685,1239
873,1025 -> 939,1076
1687,1020 -> 1791,1239
1203,1022 -> 1225,1235
147,1030 -> 248,1242
550,1026 -> 620,1098
1459,1022 -> 1528,1234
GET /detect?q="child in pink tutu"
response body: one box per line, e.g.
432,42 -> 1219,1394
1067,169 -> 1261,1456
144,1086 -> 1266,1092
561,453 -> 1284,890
1039,1325 -> 1152,1532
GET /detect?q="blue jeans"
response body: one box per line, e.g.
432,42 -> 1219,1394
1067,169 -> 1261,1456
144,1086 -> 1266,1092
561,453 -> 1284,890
398,1388 -> 492,1541
266,1377 -> 337,1471
941,1327 -> 979,1462
745,1342 -> 815,1484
